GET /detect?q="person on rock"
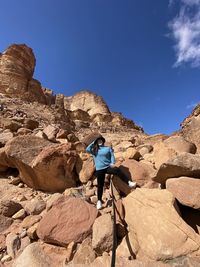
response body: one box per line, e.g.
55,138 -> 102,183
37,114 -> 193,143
86,136 -> 137,210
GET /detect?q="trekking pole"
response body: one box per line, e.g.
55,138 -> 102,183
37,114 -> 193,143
110,178 -> 117,267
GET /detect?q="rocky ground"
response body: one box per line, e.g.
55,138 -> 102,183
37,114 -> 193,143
0,44 -> 199,267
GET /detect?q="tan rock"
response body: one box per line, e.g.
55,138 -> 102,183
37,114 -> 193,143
37,196 -> 98,246
123,147 -> 141,160
166,177 -> 200,209
12,242 -> 53,267
27,223 -> 38,240
12,209 -> 26,220
46,193 -> 62,211
137,144 -> 153,156
16,128 -> 32,136
24,198 -> 46,215
0,215 -> 13,232
76,155 -> 95,183
0,44 -> 47,104
4,136 -> 77,192
123,188 -> 200,260
43,125 -> 59,141
163,136 -> 196,154
73,238 -> 96,264
115,159 -> 156,187
6,233 -> 21,258
21,215 -> 42,229
0,131 -> 14,146
151,142 -> 177,169
64,91 -> 110,116
181,105 -> 200,153
154,152 -> 200,184
92,213 -> 113,254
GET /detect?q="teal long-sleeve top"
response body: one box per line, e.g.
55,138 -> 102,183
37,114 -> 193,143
86,141 -> 115,170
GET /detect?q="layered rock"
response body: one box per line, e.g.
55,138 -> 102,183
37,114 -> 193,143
0,44 -> 46,104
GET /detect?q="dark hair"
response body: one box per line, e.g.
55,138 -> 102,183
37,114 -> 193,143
92,137 -> 105,155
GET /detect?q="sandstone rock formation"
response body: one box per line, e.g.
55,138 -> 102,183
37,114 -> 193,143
0,44 -> 46,104
180,103 -> 200,153
0,43 -> 200,266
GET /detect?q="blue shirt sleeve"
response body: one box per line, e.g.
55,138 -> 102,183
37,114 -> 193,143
86,141 -> 95,154
110,147 -> 116,165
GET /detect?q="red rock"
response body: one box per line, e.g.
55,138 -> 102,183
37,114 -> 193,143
37,196 -> 98,246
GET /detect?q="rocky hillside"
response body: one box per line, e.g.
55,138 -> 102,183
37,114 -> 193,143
0,44 -> 199,267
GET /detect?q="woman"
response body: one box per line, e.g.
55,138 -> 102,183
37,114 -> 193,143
86,136 -> 137,209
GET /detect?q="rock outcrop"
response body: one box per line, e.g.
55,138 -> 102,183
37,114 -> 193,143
0,44 -> 46,104
180,103 -> 200,153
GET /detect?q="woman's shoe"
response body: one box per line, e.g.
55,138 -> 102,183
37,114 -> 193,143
128,181 -> 137,189
96,200 -> 102,210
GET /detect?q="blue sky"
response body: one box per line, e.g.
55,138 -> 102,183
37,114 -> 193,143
0,0 -> 200,135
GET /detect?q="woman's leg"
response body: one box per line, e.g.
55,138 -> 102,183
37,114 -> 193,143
95,169 -> 106,201
106,166 -> 129,184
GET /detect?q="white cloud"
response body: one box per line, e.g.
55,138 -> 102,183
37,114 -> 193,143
186,102 -> 199,109
169,0 -> 200,67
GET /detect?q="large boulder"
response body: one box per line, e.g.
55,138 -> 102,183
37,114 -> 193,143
154,152 -> 200,184
166,177 -> 200,209
150,142 -> 177,169
37,196 -> 98,246
123,188 -> 200,261
31,143 -> 77,191
2,136 -> 77,192
163,136 -> 196,154
116,159 -> 156,187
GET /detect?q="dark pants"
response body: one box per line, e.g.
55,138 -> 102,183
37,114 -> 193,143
95,166 -> 130,201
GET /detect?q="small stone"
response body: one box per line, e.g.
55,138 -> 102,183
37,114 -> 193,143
18,183 -> 24,188
85,188 -> 95,198
12,209 -> 26,220
25,198 -> 46,215
19,229 -> 27,239
8,177 -> 21,185
17,195 -> 27,202
1,254 -> 12,263
27,223 -> 38,240
90,196 -> 97,204
6,233 -> 21,258
86,181 -> 92,188
92,178 -> 98,186
20,236 -> 31,252
21,215 -> 41,229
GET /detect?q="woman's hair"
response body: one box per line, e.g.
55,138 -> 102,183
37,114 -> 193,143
92,137 -> 105,155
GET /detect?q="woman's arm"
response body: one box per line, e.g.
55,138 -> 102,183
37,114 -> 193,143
86,141 -> 95,154
110,147 -> 116,165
